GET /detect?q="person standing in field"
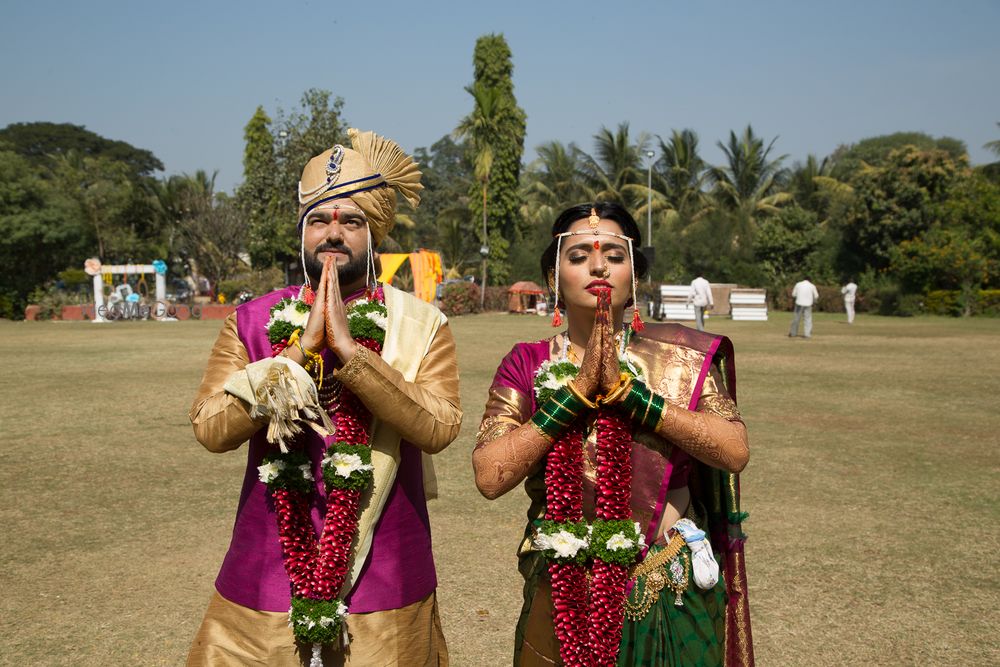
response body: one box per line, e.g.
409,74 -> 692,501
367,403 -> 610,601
686,273 -> 713,332
841,280 -> 858,324
473,202 -> 754,666
186,129 -> 461,666
789,276 -> 820,338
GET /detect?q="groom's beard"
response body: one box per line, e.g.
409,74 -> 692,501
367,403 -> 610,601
304,241 -> 368,288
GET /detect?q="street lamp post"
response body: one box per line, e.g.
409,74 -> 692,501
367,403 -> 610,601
646,150 -> 655,284
646,150 -> 655,243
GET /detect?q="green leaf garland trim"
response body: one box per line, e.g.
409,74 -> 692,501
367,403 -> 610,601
589,519 -> 644,566
289,596 -> 347,644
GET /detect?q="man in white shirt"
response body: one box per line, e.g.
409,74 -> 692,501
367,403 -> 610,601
841,280 -> 858,324
687,274 -> 714,332
789,277 -> 820,338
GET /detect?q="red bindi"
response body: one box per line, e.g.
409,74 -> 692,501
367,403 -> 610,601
593,240 -> 600,249
333,208 -> 339,221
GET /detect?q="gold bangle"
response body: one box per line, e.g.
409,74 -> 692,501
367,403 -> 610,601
566,381 -> 599,410
598,374 -> 634,406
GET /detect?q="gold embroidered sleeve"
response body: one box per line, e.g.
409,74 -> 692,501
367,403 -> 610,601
333,323 -> 462,455
475,386 -> 530,446
188,312 -> 267,453
472,384 -> 552,500
696,366 -> 743,424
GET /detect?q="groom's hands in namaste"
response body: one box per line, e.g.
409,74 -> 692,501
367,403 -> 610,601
297,257 -> 332,355
323,255 -> 359,366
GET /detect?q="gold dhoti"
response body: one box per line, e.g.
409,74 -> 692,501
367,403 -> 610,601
187,590 -> 448,667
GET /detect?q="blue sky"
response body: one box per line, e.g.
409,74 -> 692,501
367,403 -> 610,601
2,0 -> 997,193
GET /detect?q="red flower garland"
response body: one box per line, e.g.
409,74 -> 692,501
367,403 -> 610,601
544,408 -> 635,666
266,286 -> 386,645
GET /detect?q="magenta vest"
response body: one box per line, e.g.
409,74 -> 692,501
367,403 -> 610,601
214,287 -> 437,613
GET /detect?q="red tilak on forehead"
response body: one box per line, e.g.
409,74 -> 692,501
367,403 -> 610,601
332,208 -> 339,221
593,240 -> 600,249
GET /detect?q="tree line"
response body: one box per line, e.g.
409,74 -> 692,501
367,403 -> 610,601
2,33 -> 998,319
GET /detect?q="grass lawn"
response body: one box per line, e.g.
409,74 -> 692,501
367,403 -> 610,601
1,311 -> 998,665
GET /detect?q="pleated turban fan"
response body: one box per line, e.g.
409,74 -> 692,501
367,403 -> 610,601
297,128 -> 423,246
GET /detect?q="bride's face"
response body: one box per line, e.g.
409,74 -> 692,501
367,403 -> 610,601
555,217 -> 633,313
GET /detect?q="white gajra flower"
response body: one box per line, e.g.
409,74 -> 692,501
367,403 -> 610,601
279,302 -> 310,328
319,616 -> 337,628
606,532 -> 635,551
323,452 -> 375,478
535,530 -> 588,559
541,376 -> 564,391
299,464 -> 314,482
634,522 -> 647,548
258,460 -> 286,483
365,311 -> 388,329
336,601 -> 348,617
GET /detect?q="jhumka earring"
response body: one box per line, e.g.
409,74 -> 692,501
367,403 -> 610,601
627,238 -> 645,332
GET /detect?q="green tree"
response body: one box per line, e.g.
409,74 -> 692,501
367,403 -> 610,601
0,121 -> 163,177
53,151 -> 137,261
653,129 -> 710,226
239,90 -> 347,273
839,146 -> 967,274
579,122 -> 652,209
412,136 -> 475,272
708,125 -> 791,241
456,34 -> 526,285
829,131 -> 967,180
754,205 -> 827,286
984,122 -> 1000,158
0,150 -> 86,317
238,106 -> 281,267
158,171 -> 248,294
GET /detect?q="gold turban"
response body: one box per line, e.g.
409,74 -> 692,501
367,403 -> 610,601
297,128 -> 422,246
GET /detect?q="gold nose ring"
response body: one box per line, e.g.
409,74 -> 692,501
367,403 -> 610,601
600,266 -> 611,279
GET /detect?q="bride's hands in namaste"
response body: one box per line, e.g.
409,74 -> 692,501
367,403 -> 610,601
572,289 -> 622,402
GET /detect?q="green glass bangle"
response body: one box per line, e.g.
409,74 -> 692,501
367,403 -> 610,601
530,386 -> 585,439
622,381 -> 665,429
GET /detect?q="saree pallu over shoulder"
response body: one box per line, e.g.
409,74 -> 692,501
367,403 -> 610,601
629,323 -> 753,667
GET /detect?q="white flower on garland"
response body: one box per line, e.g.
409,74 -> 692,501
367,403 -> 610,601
534,360 -> 578,395
258,460 -> 286,483
318,602 -> 348,628
534,530 -> 589,559
634,522 -> 647,549
323,452 -> 374,478
266,301 -> 310,330
605,532 -> 635,551
364,311 -> 388,329
299,464 -> 314,482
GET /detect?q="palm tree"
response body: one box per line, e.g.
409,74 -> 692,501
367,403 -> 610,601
579,122 -> 653,208
455,81 -> 516,300
985,121 -> 1000,158
654,129 -> 710,226
708,125 -> 792,238
788,154 -> 852,223
520,140 -> 594,229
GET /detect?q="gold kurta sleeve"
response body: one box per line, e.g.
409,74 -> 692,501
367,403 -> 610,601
696,365 -> 743,424
188,312 -> 267,453
333,322 -> 462,454
476,385 -> 531,447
